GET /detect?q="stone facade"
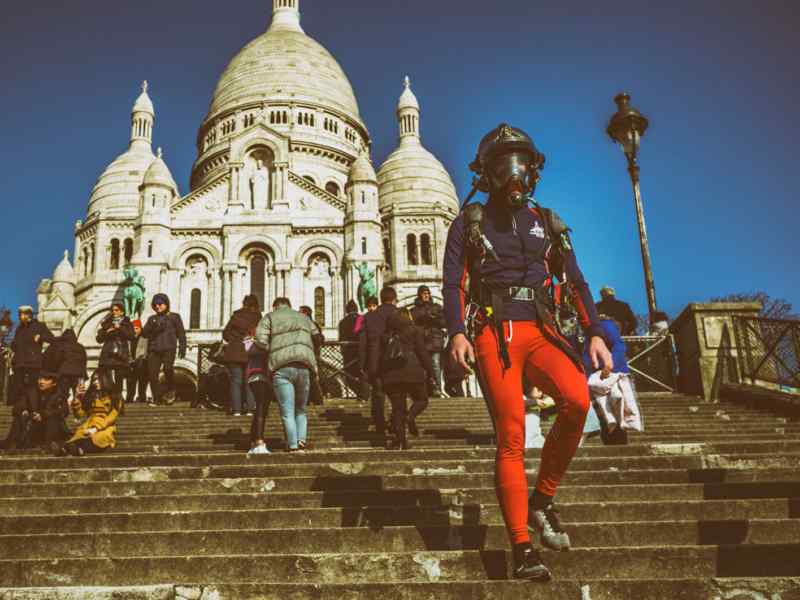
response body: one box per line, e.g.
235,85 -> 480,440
35,0 -> 459,379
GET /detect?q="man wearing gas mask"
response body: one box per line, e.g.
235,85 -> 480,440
443,124 -> 613,581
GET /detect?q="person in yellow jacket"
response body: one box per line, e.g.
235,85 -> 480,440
61,369 -> 122,456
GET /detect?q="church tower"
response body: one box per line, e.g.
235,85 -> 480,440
344,150 -> 382,304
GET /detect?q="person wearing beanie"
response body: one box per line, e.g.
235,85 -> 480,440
222,295 -> 262,416
126,320 -> 150,404
9,305 -> 55,410
96,303 -> 135,394
411,285 -> 446,397
142,294 -> 186,405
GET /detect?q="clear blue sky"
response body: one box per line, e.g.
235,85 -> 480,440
1,0 -> 798,321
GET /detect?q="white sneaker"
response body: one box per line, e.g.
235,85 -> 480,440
232,413 -> 242,417
248,444 -> 271,455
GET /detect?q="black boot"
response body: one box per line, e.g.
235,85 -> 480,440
512,542 -> 551,581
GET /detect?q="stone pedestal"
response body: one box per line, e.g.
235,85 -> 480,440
671,302 -> 762,401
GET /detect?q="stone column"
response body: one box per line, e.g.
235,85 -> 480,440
228,163 -> 244,213
671,302 -> 763,401
330,266 -> 340,327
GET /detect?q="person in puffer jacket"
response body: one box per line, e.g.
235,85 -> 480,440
142,294 -> 186,405
255,297 -> 317,452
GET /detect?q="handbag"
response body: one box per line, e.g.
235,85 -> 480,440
208,341 -> 227,364
108,339 -> 127,361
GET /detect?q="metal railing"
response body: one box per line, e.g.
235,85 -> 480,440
728,316 -> 800,391
198,334 -> 678,399
621,335 -> 677,393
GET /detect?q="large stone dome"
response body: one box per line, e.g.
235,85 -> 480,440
205,3 -> 361,124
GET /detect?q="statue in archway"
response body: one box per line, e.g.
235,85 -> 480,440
122,266 -> 146,318
249,159 -> 270,209
356,262 -> 376,312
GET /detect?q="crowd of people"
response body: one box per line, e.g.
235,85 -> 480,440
1,280 -> 654,459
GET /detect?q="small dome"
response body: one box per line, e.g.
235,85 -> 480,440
348,152 -> 377,184
377,144 -> 459,213
142,149 -> 178,193
88,146 -> 155,215
133,81 -> 154,115
397,76 -> 420,112
52,250 -> 75,283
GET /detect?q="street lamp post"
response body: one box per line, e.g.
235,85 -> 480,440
607,92 -> 658,324
0,310 -> 12,346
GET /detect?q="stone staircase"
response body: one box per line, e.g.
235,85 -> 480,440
0,392 -> 799,599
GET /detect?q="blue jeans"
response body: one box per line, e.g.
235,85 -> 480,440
229,365 -> 256,414
272,365 -> 311,450
430,351 -> 442,389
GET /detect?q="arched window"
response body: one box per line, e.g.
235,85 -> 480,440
124,238 -> 133,265
147,241 -> 153,258
250,254 -> 267,311
383,238 -> 391,264
361,191 -> 366,204
406,234 -> 418,266
302,175 -> 316,186
420,234 -> 433,265
314,287 -> 325,328
89,243 -> 95,273
325,181 -> 340,197
190,289 -> 202,330
361,237 -> 367,255
110,239 -> 120,270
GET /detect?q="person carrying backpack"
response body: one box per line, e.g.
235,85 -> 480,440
381,308 -> 434,450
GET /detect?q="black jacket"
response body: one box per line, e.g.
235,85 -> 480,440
595,297 -> 638,337
97,315 -> 135,369
411,298 -> 446,352
36,386 -> 69,420
381,314 -> 434,386
222,308 -> 262,364
360,303 -> 398,378
10,320 -> 55,370
143,312 -> 187,356
55,330 -> 87,378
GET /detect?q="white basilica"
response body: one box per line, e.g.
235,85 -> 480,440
34,0 -> 459,379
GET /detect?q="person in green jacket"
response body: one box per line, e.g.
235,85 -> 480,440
254,297 -> 318,452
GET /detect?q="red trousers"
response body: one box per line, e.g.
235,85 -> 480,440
475,320 -> 589,545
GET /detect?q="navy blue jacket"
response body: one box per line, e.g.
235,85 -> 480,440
583,319 -> 630,374
443,200 -> 602,340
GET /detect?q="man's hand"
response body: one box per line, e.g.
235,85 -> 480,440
32,412 -> 42,423
588,336 -> 613,376
450,333 -> 475,373
33,334 -> 41,343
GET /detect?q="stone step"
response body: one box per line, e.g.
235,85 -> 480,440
6,578 -> 798,600
1,453 -> 797,485
4,520 -> 800,561
2,439 -> 799,470
0,467 -> 797,499
1,498 -> 795,534
3,545 -> 800,587
2,480 -> 797,516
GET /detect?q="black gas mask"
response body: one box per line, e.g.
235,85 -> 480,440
486,151 -> 538,211
467,123 -> 545,213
